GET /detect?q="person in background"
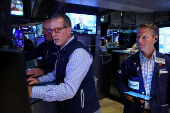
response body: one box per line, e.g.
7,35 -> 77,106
25,19 -> 58,78
74,15 -> 88,34
23,36 -> 35,52
116,23 -> 170,113
27,14 -> 101,113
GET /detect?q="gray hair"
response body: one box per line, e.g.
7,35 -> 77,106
51,14 -> 71,27
139,23 -> 158,37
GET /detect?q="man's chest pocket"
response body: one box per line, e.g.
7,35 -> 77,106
158,71 -> 169,93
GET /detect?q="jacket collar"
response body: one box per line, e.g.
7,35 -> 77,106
60,36 -> 77,52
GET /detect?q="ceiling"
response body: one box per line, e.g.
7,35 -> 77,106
33,0 -> 170,20
55,0 -> 170,12
12,0 -> 170,26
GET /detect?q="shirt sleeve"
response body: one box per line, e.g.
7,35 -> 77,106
31,48 -> 93,101
38,69 -> 56,84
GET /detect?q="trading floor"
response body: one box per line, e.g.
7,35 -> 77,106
99,98 -> 124,113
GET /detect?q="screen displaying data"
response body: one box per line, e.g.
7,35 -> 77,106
159,27 -> 170,54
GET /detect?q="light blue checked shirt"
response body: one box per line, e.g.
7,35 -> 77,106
31,36 -> 93,102
139,50 -> 156,109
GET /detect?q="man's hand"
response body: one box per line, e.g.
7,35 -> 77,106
124,94 -> 135,103
27,77 -> 40,85
26,68 -> 44,78
140,100 -> 144,104
124,94 -> 145,104
27,85 -> 32,98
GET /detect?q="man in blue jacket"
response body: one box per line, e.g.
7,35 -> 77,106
116,23 -> 170,113
27,14 -> 100,113
25,19 -> 58,78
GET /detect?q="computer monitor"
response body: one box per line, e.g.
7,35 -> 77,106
36,23 -> 43,36
100,46 -> 108,55
66,12 -> 97,34
0,49 -> 31,113
159,27 -> 170,54
11,0 -> 24,16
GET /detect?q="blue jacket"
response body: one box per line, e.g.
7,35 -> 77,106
25,41 -> 58,75
56,37 -> 100,113
116,51 -> 170,113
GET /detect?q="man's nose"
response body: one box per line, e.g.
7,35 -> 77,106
137,37 -> 143,43
52,31 -> 57,37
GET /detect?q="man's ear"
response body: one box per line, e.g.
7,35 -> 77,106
154,35 -> 158,43
68,27 -> 72,34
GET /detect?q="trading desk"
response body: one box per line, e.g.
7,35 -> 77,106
108,49 -> 138,103
30,82 -> 59,113
30,82 -> 56,104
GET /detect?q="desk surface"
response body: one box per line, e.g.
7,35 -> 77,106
30,82 -> 56,104
112,49 -> 138,55
107,46 -> 126,50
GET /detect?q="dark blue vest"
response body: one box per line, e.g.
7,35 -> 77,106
56,37 -> 100,113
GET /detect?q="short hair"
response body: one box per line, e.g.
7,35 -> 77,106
79,15 -> 84,19
139,23 -> 158,37
51,14 -> 71,27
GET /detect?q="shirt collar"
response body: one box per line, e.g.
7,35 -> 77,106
60,35 -> 74,50
139,49 -> 156,61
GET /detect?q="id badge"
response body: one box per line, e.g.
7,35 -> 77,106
128,79 -> 139,90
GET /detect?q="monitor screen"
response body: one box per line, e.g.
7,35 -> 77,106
159,27 -> 170,54
36,23 -> 43,36
115,36 -> 119,42
120,30 -> 130,33
101,46 -> 106,51
112,30 -> 119,35
101,37 -> 105,39
32,26 -> 36,32
11,0 -> 24,16
16,39 -> 24,48
66,13 -> 97,34
107,30 -> 111,36
14,30 -> 24,38
100,16 -> 104,23
21,26 -> 32,32
12,27 -> 16,35
36,37 -> 45,47
130,30 -> 137,33
19,31 -> 24,38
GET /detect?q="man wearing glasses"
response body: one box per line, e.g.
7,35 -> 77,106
25,19 -> 58,78
27,14 -> 101,113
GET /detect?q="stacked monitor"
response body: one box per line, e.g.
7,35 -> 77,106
107,29 -> 119,36
159,27 -> 170,54
36,23 -> 43,36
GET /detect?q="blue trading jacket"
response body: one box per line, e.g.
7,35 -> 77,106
116,51 -> 170,113
25,41 -> 58,75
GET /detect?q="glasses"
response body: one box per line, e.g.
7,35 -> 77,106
47,27 -> 67,34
